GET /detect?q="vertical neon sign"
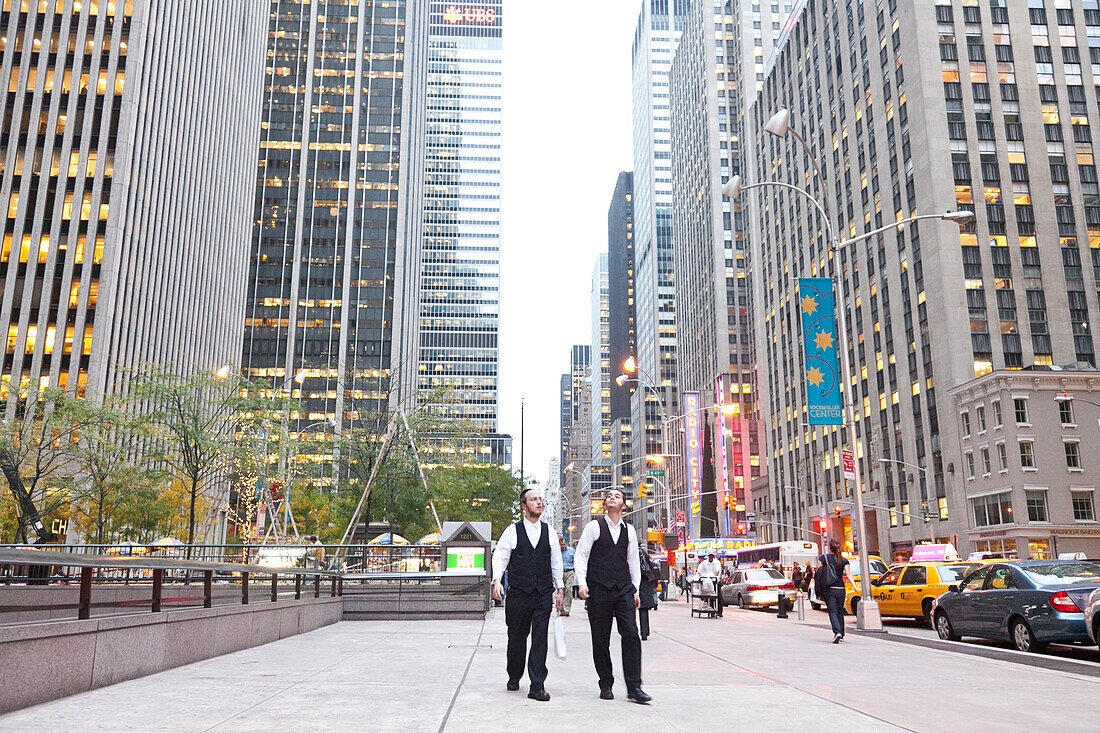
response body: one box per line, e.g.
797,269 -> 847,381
715,377 -> 730,536
684,392 -> 702,526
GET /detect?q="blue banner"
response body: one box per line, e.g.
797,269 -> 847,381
798,278 -> 844,425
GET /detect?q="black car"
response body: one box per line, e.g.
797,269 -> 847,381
931,560 -> 1100,652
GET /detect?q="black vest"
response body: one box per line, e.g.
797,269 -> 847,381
507,520 -> 552,594
587,518 -> 633,593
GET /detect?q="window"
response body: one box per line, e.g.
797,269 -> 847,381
981,447 -> 991,475
876,568 -> 902,586
1014,397 -> 1029,424
1066,441 -> 1082,470
1019,440 -> 1036,468
900,566 -> 928,585
966,451 -> 976,478
962,566 -> 991,591
986,566 -> 1016,590
998,443 -> 1008,471
972,491 -> 1013,526
1059,400 -> 1074,426
977,405 -> 986,432
961,410 -> 971,437
938,496 -> 949,521
992,400 -> 1002,427
1072,491 -> 1095,521
1026,490 -> 1048,522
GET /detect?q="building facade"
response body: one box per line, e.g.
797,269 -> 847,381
629,0 -> 688,504
747,0 -> 1100,559
608,171 -> 636,425
559,343 -> 590,486
418,1 -> 503,431
244,0 -> 429,478
589,253 -> 611,466
950,367 -> 1100,559
669,0 -> 787,538
0,1 -> 266,403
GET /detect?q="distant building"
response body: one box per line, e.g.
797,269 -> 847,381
589,254 -> 612,466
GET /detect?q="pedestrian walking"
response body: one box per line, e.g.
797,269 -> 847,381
308,535 -> 326,570
792,564 -> 804,590
696,552 -> 723,617
575,487 -> 651,704
802,562 -> 814,593
815,538 -> 850,643
560,536 -> 576,616
491,488 -> 565,701
637,546 -> 659,640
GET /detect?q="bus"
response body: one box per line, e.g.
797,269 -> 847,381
733,541 -> 820,576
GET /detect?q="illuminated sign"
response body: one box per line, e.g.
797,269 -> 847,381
684,392 -> 702,519
446,547 -> 486,572
442,5 -> 497,24
715,376 -> 730,535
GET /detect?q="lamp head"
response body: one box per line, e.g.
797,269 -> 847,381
615,374 -> 630,386
942,210 -> 975,224
216,365 -> 232,380
722,175 -> 742,199
294,369 -> 306,384
765,108 -> 791,138
623,356 -> 637,373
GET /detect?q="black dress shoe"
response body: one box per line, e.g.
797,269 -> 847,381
506,680 -> 520,691
627,688 -> 652,704
528,688 -> 551,702
599,688 -> 614,700
641,633 -> 648,640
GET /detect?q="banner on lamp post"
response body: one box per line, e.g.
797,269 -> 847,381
798,278 -> 844,425
684,391 -> 702,519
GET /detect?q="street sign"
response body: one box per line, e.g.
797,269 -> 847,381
841,449 -> 855,480
646,469 -> 665,477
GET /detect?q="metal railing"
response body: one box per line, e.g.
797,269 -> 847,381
0,543 -> 443,577
0,547 -> 342,624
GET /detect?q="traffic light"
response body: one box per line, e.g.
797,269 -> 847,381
638,485 -> 647,498
736,522 -> 745,534
814,517 -> 827,534
833,504 -> 841,518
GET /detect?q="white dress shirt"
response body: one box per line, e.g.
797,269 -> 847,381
573,515 -> 641,593
491,517 -> 564,589
697,559 -> 722,578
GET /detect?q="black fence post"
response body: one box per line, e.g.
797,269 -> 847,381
337,576 -> 343,597
203,570 -> 213,608
152,569 -> 163,612
242,572 -> 250,605
330,576 -> 336,597
78,566 -> 93,620
271,573 -> 278,603
314,574 -> 320,598
295,574 -> 302,600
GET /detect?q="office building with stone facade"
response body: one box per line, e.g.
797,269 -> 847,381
0,1 -> 266,404
747,0 -> 1100,559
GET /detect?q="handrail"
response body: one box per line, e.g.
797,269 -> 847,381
0,548 -> 340,576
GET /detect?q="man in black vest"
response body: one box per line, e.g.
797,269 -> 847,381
491,487 -> 564,701
575,487 -> 652,704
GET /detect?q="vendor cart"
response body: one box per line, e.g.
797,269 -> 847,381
690,576 -> 720,618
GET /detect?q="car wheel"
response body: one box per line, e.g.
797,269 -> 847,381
935,611 -> 959,641
737,594 -> 746,609
850,596 -> 860,615
921,598 -> 934,625
1011,618 -> 1043,653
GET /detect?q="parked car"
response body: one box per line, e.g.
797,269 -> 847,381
931,560 -> 1100,652
868,561 -> 978,623
1085,586 -> 1100,651
721,567 -> 798,609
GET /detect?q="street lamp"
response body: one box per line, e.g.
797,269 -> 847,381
726,107 -> 974,631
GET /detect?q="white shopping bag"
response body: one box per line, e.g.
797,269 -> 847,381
552,611 -> 567,659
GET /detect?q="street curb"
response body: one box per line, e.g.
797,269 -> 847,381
850,626 -> 1100,679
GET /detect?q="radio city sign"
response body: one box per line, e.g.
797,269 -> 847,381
442,6 -> 498,24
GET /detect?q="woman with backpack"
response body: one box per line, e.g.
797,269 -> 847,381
816,538 -> 850,643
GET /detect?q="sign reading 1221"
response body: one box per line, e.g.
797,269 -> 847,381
442,6 -> 497,24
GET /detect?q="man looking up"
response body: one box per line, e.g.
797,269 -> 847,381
491,487 -> 564,701
575,487 -> 651,704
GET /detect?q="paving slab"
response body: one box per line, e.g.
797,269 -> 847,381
2,597 -> 1099,732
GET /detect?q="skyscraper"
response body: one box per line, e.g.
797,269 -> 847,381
589,253 -> 611,466
244,0 -> 429,475
630,0 -> 688,500
560,343 -> 590,486
608,172 -> 636,425
418,1 -> 503,431
748,0 -> 1100,558
669,1 -> 789,537
0,2 -> 266,403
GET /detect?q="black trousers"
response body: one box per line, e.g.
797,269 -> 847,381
586,586 -> 642,690
505,587 -> 552,689
638,608 -> 650,637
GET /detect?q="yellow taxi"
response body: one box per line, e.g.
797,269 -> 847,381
867,561 -> 979,622
840,554 -> 890,614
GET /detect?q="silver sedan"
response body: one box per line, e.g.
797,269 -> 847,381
721,568 -> 799,609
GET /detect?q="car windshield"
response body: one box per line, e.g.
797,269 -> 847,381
746,569 -> 785,581
1020,562 -> 1100,585
848,558 -> 888,577
935,564 -> 977,583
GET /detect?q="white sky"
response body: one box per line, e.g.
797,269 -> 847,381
497,0 -> 641,488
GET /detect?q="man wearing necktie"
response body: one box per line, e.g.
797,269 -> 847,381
575,487 -> 652,704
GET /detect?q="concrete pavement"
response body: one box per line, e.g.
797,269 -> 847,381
3,596 -> 1099,732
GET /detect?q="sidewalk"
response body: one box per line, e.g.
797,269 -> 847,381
2,596 -> 1098,732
